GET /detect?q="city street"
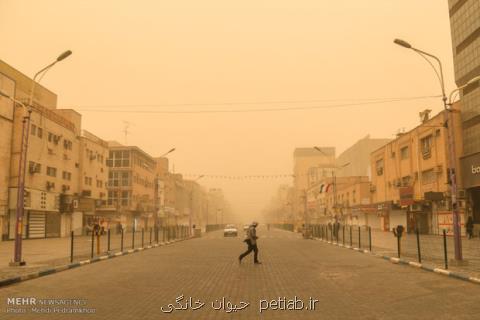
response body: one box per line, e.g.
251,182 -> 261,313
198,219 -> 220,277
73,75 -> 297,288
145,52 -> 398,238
1,227 -> 480,320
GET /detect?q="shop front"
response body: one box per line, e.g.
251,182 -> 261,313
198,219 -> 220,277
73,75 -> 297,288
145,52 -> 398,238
461,152 -> 480,235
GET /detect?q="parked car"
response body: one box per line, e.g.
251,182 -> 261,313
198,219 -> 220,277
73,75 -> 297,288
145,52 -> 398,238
224,224 -> 238,237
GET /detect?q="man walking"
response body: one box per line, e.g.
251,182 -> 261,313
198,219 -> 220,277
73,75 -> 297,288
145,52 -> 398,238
239,221 -> 261,264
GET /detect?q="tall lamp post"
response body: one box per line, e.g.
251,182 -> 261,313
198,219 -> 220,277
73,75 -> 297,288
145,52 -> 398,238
10,50 -> 72,266
394,38 -> 463,261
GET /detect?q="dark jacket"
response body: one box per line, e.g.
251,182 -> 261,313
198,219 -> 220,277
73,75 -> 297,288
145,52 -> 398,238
246,226 -> 258,245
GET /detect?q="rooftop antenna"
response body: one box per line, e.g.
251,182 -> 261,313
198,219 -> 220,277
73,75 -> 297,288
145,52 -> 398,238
122,120 -> 133,145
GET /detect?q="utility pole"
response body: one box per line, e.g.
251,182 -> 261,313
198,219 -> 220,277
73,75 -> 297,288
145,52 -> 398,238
394,39 -> 463,261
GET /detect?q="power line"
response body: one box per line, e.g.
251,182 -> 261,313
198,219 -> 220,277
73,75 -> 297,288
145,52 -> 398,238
73,95 -> 441,114
69,94 -> 440,109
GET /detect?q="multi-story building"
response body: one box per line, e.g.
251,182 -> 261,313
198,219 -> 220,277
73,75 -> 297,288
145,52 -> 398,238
74,130 -> 109,234
370,107 -> 463,234
336,135 -> 391,178
106,142 -> 157,230
0,68 -> 15,240
184,180 -> 207,230
207,188 -> 226,225
1,60 -> 83,240
307,176 -> 370,226
293,147 -> 335,229
448,0 -> 480,232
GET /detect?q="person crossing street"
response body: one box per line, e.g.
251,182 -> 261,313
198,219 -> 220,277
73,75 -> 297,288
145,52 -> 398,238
239,221 -> 261,264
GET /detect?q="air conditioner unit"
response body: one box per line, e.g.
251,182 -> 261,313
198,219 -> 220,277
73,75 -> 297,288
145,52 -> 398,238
29,163 -> 40,174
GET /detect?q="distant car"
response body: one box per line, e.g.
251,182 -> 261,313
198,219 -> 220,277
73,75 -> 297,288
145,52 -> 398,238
243,224 -> 249,231
224,224 -> 238,237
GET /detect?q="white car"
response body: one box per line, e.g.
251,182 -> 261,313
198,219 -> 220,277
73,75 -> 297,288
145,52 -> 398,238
223,224 -> 238,237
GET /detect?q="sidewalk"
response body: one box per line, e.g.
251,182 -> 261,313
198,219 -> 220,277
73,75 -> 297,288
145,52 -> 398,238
349,227 -> 480,278
0,229 -> 172,281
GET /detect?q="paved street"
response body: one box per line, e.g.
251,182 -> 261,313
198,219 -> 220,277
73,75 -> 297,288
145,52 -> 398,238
1,227 -> 480,320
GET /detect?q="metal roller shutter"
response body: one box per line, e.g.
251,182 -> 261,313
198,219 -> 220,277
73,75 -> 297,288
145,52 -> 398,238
28,211 -> 46,238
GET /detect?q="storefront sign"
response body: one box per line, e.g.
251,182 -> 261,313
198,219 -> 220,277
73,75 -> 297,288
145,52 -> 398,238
461,152 -> 480,188
399,187 -> 414,206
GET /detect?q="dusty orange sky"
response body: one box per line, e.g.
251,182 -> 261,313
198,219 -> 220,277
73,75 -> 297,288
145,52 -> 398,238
0,0 -> 456,222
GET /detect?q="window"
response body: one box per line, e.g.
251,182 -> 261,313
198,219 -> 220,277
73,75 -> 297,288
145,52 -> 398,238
421,169 -> 436,185
37,127 -> 43,138
31,124 -> 37,136
84,176 -> 93,186
48,132 -> 53,142
420,135 -> 433,159
28,161 -> 41,174
62,171 -> 72,180
63,139 -> 73,150
376,159 -> 384,176
46,167 -> 57,177
96,180 -> 103,188
107,190 -> 130,206
107,150 -> 130,167
108,171 -> 131,187
400,146 -> 409,160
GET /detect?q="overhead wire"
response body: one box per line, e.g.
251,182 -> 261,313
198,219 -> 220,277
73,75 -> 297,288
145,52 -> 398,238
72,95 -> 442,114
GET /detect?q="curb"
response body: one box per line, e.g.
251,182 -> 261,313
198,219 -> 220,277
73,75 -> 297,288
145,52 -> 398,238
314,237 -> 480,286
0,236 -> 195,288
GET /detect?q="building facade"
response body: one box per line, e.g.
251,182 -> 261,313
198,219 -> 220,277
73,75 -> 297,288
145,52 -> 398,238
106,143 -> 157,231
448,0 -> 480,232
370,107 -> 464,234
335,135 -> 391,178
293,147 -> 336,229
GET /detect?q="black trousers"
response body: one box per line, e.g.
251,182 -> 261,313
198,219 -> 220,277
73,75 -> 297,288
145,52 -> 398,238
239,242 -> 259,262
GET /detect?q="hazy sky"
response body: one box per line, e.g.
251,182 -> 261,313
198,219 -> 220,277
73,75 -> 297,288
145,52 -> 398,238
0,0 -> 456,222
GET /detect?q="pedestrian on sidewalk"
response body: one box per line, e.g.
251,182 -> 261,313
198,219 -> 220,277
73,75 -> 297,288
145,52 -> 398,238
239,221 -> 261,264
466,216 -> 474,239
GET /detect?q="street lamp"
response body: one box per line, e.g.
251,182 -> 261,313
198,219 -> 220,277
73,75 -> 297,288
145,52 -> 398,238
394,38 -> 463,261
159,148 -> 176,158
10,51 -> 72,266
448,75 -> 480,104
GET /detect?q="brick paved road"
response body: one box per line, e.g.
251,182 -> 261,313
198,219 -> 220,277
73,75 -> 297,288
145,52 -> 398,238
1,227 -> 480,320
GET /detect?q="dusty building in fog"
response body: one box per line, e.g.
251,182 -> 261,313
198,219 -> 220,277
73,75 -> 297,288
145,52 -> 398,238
106,142 -> 157,230
335,135 -> 391,178
292,147 -> 335,230
1,60 -> 83,240
73,130 -> 109,234
370,106 -> 463,234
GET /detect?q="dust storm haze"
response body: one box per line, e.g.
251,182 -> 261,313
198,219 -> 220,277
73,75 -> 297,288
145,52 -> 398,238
0,0 -> 455,223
